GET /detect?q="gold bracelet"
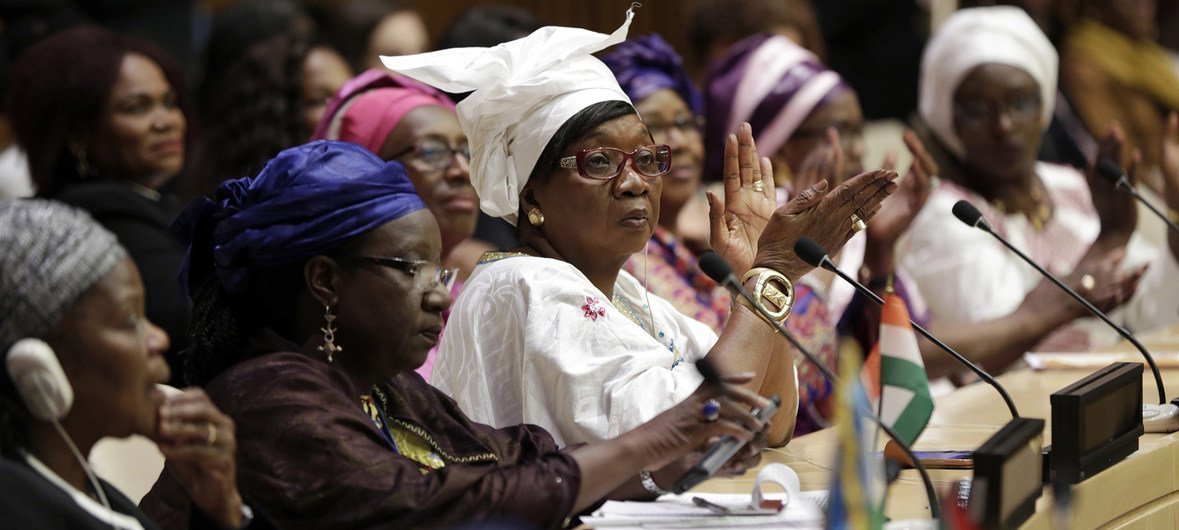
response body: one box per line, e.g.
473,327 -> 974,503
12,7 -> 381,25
736,267 -> 795,328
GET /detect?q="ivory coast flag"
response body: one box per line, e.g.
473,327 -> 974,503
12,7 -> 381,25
860,292 -> 933,446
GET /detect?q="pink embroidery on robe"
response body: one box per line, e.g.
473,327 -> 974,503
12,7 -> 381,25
581,296 -> 607,321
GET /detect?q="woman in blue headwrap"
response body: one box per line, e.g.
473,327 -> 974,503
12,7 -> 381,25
139,140 -> 769,529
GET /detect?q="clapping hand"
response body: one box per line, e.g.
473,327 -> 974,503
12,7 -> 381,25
754,168 -> 899,282
708,123 -> 778,277
866,131 -> 935,254
1088,123 -> 1139,245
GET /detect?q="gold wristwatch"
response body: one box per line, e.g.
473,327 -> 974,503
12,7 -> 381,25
736,267 -> 794,327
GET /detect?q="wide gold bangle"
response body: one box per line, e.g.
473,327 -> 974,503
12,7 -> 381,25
736,267 -> 795,328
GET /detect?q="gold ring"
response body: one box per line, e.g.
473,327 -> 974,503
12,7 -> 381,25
851,213 -> 867,232
751,180 -> 765,193
1080,273 -> 1096,292
205,423 -> 217,446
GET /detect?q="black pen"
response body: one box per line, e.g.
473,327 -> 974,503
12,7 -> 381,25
692,496 -> 731,515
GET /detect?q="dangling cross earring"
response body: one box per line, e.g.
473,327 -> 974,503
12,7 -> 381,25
318,305 -> 342,362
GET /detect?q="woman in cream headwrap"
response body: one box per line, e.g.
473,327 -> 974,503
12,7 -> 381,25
901,6 -> 1179,376
383,6 -> 898,452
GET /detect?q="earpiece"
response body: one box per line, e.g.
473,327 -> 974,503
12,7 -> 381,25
6,338 -> 73,421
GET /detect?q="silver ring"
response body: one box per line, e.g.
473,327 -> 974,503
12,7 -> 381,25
702,399 -> 721,422
1080,273 -> 1096,292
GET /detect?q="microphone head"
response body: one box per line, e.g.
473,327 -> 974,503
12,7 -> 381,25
793,237 -> 832,270
1096,158 -> 1126,186
697,251 -> 733,284
951,200 -> 990,231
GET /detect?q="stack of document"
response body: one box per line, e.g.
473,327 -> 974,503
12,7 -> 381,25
582,490 -> 828,529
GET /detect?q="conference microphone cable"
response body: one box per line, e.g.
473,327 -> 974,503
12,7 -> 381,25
1096,158 -> 1179,236
791,237 -> 1022,420
697,252 -> 941,520
950,199 -> 1168,407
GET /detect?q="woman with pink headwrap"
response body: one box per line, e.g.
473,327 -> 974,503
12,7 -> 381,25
704,33 -> 935,357
312,70 -> 486,379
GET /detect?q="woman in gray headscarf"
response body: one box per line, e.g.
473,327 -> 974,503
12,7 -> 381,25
0,199 -> 252,528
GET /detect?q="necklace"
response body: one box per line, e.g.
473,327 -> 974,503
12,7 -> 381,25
992,180 -> 1052,231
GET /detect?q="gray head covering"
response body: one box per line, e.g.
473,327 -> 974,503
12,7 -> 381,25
0,199 -> 127,354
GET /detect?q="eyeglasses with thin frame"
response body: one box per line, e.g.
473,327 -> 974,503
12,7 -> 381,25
337,255 -> 458,292
557,144 -> 672,181
388,138 -> 471,172
645,114 -> 704,141
954,93 -> 1042,131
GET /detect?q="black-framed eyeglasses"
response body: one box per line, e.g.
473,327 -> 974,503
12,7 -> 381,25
954,93 -> 1042,131
337,255 -> 458,291
388,138 -> 471,171
557,144 -> 672,181
645,114 -> 704,141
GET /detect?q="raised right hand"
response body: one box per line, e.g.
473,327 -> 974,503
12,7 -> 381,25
632,371 -> 771,472
1066,246 -> 1147,315
754,169 -> 899,281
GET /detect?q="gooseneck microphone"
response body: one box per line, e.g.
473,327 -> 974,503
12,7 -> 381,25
697,252 -> 941,519
1096,159 -> 1179,236
950,199 -> 1167,406
793,237 -> 1022,420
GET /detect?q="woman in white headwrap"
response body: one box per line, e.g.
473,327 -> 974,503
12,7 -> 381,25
382,6 -> 899,455
900,6 -> 1179,377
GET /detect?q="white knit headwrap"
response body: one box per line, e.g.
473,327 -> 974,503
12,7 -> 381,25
0,199 -> 126,354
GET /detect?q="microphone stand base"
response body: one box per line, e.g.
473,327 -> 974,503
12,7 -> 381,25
1144,403 -> 1179,433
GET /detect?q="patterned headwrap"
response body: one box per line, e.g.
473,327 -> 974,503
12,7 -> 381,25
0,199 -> 127,353
919,6 -> 1057,158
310,69 -> 457,155
174,140 -> 425,297
380,6 -> 636,225
601,34 -> 702,115
703,33 -> 850,180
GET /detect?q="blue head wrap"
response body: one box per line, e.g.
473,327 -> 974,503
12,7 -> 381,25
174,140 -> 426,297
601,34 -> 702,114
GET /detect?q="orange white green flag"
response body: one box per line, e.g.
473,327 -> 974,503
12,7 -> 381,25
860,292 -> 933,446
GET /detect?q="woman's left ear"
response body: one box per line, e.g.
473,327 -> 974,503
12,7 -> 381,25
303,256 -> 342,308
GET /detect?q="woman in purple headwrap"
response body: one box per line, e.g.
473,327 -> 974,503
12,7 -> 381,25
702,33 -> 937,425
605,35 -> 846,435
311,69 -> 489,379
140,140 -> 770,529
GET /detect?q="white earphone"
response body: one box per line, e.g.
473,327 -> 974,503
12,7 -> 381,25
6,337 -> 74,422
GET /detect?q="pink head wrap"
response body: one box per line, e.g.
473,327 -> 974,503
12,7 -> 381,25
310,68 -> 456,155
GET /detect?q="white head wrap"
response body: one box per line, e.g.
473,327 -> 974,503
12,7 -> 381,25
380,8 -> 636,225
919,6 -> 1057,157
0,199 -> 126,354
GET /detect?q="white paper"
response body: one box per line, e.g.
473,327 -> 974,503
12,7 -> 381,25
582,464 -> 828,529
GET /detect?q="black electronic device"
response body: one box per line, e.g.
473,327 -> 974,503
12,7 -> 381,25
970,417 -> 1046,530
671,394 -> 780,494
1049,362 -> 1144,485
